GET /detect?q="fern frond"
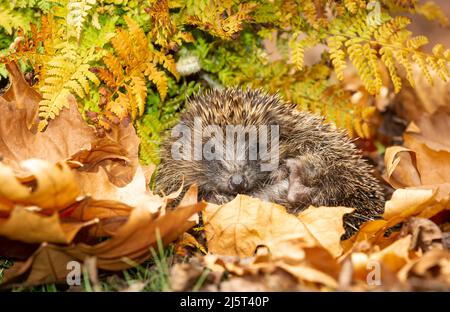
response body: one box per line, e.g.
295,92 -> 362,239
67,0 -> 97,40
290,33 -> 318,71
327,13 -> 450,94
344,0 -> 366,14
103,52 -> 124,83
38,47 -> 99,131
0,2 -> 32,35
182,0 -> 257,40
328,35 -> 348,81
96,16 -> 177,125
153,51 -> 180,80
130,75 -> 147,118
414,1 -> 449,26
145,62 -> 168,101
107,91 -> 129,119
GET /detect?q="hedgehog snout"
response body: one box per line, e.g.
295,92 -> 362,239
228,173 -> 249,194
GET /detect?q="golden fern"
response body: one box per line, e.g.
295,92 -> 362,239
38,46 -> 99,131
290,32 -> 319,71
414,1 -> 449,26
147,0 -> 194,51
0,1 -> 32,34
176,0 -> 257,40
67,0 -> 97,41
97,17 -> 178,124
327,13 -> 450,94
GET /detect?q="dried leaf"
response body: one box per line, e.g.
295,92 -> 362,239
0,92 -> 96,176
384,146 -> 421,188
400,217 -> 443,252
2,185 -> 204,287
0,206 -> 96,244
298,206 -> 354,258
204,195 -> 316,257
0,160 -> 79,212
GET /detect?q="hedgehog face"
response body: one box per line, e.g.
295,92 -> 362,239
163,88 -> 290,203
197,158 -> 291,207
201,159 -> 263,195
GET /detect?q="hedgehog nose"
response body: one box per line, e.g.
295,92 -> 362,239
228,174 -> 248,193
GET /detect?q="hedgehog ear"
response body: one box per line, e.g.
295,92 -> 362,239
286,158 -> 310,203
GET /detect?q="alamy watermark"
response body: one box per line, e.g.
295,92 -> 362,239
367,0 -> 382,26
170,117 -> 280,171
66,260 -> 81,286
366,260 -> 382,286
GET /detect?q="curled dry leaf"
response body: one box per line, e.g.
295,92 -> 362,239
75,165 -> 160,211
348,188 -> 444,247
384,146 -> 421,189
384,111 -> 450,201
0,206 -> 97,244
0,159 -> 79,212
2,185 -> 204,288
69,119 -> 141,188
0,62 -> 141,189
0,62 -> 41,129
399,217 -> 443,252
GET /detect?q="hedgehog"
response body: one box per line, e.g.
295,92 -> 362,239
156,88 -> 385,237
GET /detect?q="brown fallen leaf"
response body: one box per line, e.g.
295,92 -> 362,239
399,217 -> 443,252
351,235 -> 413,282
384,146 -> 421,189
170,259 -> 207,291
203,195 -> 317,257
383,111 -> 450,212
0,206 -> 97,244
0,63 -> 141,189
298,206 -> 354,258
0,159 -> 79,212
0,74 -> 95,175
1,185 -> 204,287
0,62 -> 41,129
202,236 -> 340,289
216,270 -> 302,291
69,120 -> 141,188
403,133 -> 450,187
263,236 -> 340,288
398,248 -> 450,289
75,166 -> 160,211
347,188 -> 444,247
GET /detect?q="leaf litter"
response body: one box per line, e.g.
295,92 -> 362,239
0,63 -> 450,291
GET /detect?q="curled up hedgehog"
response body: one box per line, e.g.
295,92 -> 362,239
156,88 -> 385,237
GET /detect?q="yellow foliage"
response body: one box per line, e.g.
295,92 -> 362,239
98,17 -> 178,122
327,13 -> 450,94
38,46 -> 99,131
